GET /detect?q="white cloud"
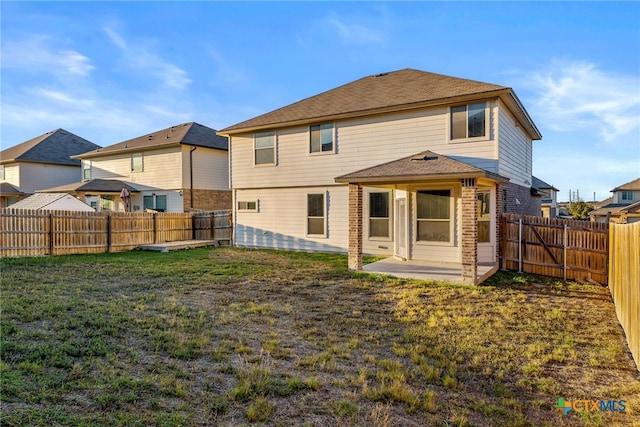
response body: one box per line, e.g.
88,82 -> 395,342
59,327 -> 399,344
103,26 -> 191,90
2,35 -> 94,77
521,60 -> 640,143
325,14 -> 385,45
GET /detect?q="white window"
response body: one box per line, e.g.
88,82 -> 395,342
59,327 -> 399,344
101,196 -> 114,212
310,123 -> 334,153
82,160 -> 91,180
131,153 -> 143,172
621,191 -> 634,201
369,191 -> 390,238
416,190 -> 452,243
238,200 -> 258,212
254,131 -> 275,165
144,194 -> 167,211
450,102 -> 487,140
477,190 -> 491,243
307,193 -> 325,236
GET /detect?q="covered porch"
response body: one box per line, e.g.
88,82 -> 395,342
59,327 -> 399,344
335,150 -> 507,285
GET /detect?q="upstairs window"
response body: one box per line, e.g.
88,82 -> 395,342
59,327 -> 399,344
82,160 -> 91,180
621,191 -> 634,201
310,123 -> 334,153
131,153 -> 143,172
451,102 -> 486,140
255,131 -> 275,165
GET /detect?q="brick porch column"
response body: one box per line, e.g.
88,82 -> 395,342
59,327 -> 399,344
496,183 -> 504,266
461,178 -> 478,284
348,183 -> 363,271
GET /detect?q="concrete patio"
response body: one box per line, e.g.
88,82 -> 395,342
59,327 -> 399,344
363,257 -> 498,284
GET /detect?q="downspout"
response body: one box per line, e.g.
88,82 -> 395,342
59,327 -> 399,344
189,146 -> 197,210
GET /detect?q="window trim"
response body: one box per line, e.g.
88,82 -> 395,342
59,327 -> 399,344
254,131 -> 276,166
448,102 -> 489,143
131,153 -> 143,172
621,191 -> 634,201
82,160 -> 91,180
237,200 -> 258,212
306,192 -> 327,237
415,189 -> 454,246
368,190 -> 392,240
309,123 -> 335,155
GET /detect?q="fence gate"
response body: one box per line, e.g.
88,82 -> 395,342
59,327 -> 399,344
501,214 -> 609,284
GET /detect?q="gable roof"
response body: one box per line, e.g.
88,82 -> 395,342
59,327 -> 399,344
611,178 -> 640,192
335,150 -> 508,184
8,193 -> 94,211
590,200 -> 640,217
76,122 -> 228,159
219,68 -> 541,140
37,179 -> 139,194
1,129 -> 100,166
532,176 -> 559,191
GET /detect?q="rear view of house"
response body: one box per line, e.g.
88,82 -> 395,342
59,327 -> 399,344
219,69 -> 543,283
65,122 -> 230,213
0,129 -> 100,207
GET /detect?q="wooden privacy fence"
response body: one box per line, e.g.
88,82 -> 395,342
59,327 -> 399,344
608,222 -> 640,371
501,214 -> 609,284
0,209 -> 231,257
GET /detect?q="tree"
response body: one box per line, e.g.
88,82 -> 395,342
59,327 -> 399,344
568,201 -> 594,219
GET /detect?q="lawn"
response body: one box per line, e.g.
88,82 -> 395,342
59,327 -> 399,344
1,247 -> 638,426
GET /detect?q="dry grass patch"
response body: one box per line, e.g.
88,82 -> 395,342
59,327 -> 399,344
1,248 -> 638,426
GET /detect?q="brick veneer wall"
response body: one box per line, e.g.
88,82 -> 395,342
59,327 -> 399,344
183,189 -> 232,212
501,182 -> 541,217
461,179 -> 478,283
348,184 -> 363,271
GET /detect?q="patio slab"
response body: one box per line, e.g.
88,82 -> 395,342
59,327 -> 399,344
363,257 -> 498,284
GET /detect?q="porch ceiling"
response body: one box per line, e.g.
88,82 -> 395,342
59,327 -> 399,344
334,150 -> 508,185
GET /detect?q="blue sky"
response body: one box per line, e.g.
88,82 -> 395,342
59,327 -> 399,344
2,1 -> 639,201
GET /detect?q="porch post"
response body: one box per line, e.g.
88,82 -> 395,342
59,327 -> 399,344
348,183 -> 363,271
461,178 -> 478,284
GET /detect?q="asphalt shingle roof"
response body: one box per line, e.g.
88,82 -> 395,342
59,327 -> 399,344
0,182 -> 24,195
219,68 -> 541,140
38,179 -> 139,194
1,129 -> 100,166
532,176 -> 559,191
8,193 -> 92,210
76,122 -> 227,159
335,150 -> 507,184
611,178 -> 640,192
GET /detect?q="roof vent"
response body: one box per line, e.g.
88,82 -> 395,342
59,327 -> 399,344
373,72 -> 389,78
411,154 -> 437,161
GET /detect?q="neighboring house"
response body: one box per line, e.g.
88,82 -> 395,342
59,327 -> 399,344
0,129 -> 100,207
218,69 -> 543,283
37,179 -> 139,212
71,122 -> 230,213
8,192 -> 95,211
532,176 -> 559,218
589,178 -> 640,223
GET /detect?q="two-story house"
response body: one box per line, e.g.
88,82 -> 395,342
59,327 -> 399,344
44,122 -> 231,213
532,176 -> 559,218
0,129 -> 100,207
218,69 -> 542,283
589,178 -> 640,223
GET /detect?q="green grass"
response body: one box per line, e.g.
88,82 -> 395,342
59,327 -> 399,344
1,248 -> 639,426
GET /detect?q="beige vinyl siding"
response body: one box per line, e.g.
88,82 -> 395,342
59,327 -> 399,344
234,186 -> 348,253
89,148 -> 183,189
19,163 -> 81,193
231,106 -> 499,190
613,191 -> 638,204
497,102 -> 533,187
181,146 -> 229,190
4,163 -> 20,188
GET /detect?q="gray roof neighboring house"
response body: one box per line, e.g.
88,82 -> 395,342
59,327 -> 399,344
590,200 -> 640,217
0,182 -> 24,196
8,193 -> 94,211
37,179 -> 139,194
75,122 -> 227,159
532,176 -> 559,191
1,129 -> 100,166
335,150 -> 508,184
219,68 -> 541,141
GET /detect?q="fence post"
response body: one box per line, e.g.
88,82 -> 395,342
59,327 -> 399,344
106,214 -> 112,253
563,224 -> 567,280
49,213 -> 54,255
153,213 -> 157,244
192,213 -> 197,240
518,218 -> 523,273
